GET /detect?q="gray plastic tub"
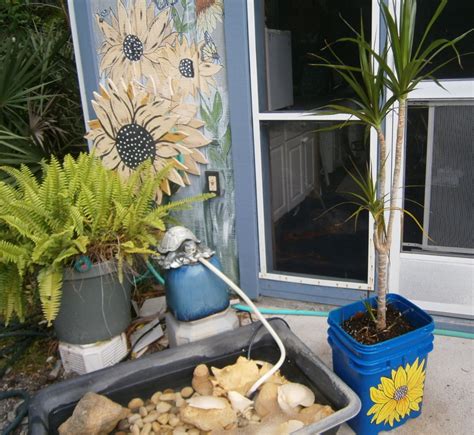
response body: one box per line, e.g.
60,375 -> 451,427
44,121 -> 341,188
29,320 -> 360,434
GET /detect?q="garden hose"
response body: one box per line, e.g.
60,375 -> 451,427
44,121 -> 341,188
0,390 -> 30,435
139,263 -> 474,340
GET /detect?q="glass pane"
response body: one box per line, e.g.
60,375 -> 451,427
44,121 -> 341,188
414,0 -> 474,79
403,106 -> 428,246
263,121 -> 369,282
403,104 -> 474,255
263,0 -> 372,111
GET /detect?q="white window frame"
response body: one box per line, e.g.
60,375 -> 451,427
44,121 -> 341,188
388,0 -> 474,317
246,0 -> 381,291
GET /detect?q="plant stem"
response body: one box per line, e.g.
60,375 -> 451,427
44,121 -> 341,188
376,251 -> 388,329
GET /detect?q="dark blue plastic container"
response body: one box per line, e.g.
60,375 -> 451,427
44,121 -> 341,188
328,294 -> 434,434
165,255 -> 229,321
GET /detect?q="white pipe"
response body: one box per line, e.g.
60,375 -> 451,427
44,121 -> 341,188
198,258 -> 287,397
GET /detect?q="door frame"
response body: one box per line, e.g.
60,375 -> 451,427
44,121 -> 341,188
245,0 -> 380,291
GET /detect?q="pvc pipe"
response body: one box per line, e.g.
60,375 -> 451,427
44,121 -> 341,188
198,258 -> 286,397
232,304 -> 329,317
141,265 -> 473,341
233,304 -> 474,340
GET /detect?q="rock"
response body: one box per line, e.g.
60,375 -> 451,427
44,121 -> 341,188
117,419 -> 130,430
168,414 -> 180,427
298,403 -> 334,424
254,383 -> 279,417
152,422 -> 161,432
129,414 -> 141,424
192,364 -> 213,396
151,391 -> 162,404
180,400 -> 237,432
48,360 -> 62,381
143,411 -> 158,423
160,393 -> 176,401
156,402 -> 172,414
58,392 -> 128,435
157,413 -> 170,425
140,422 -> 152,435
128,398 -> 145,410
181,386 -> 194,398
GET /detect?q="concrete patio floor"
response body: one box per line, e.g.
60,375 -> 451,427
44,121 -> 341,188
255,297 -> 473,435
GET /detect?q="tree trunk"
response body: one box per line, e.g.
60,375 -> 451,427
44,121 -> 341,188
376,251 -> 388,329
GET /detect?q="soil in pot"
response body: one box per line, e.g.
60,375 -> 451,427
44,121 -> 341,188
341,304 -> 415,345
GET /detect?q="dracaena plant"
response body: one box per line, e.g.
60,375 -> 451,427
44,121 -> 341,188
310,0 -> 470,330
0,153 -> 212,325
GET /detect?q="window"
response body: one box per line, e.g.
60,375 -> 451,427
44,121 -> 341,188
248,0 -> 378,289
403,103 -> 474,255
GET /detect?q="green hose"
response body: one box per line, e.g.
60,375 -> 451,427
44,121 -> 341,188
0,390 -> 30,435
146,260 -> 165,285
232,304 -> 474,340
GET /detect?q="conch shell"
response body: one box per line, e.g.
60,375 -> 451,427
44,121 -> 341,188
256,361 -> 287,385
254,382 -> 280,417
278,419 -> 305,434
211,356 -> 260,395
227,391 -> 254,419
277,383 -> 315,414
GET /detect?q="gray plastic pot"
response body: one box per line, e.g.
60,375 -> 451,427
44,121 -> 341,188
53,261 -> 132,345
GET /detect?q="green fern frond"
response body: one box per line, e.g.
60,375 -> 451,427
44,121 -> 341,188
0,265 -> 25,324
37,266 -> 63,325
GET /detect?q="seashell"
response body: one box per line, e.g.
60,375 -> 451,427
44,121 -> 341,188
299,403 -> 335,425
227,391 -> 254,418
277,383 -> 315,414
211,357 -> 260,395
187,395 -> 228,410
254,382 -> 280,417
256,361 -> 288,385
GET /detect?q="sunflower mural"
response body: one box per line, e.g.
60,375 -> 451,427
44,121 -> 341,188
85,80 -> 210,203
96,0 -> 177,84
88,0 -> 238,281
367,358 -> 426,427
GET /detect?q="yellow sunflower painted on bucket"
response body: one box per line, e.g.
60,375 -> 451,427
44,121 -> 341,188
367,358 -> 426,427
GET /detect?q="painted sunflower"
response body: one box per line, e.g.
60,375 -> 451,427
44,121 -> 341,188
196,0 -> 223,34
158,36 -> 222,98
96,0 -> 176,84
367,358 -> 426,427
85,80 -> 211,203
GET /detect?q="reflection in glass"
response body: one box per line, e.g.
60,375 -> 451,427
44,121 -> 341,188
265,121 -> 369,282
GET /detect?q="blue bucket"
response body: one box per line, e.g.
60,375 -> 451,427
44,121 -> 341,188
165,255 -> 229,321
327,294 -> 434,434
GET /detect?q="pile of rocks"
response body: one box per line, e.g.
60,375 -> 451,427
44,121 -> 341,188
59,357 -> 335,434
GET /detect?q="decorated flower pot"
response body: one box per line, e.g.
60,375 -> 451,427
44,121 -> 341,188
327,294 -> 434,434
54,261 -> 132,345
165,255 -> 230,322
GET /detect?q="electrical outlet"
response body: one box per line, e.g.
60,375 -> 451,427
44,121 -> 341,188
205,171 -> 220,196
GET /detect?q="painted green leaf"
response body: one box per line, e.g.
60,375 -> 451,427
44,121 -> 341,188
222,124 -> 232,158
212,91 -> 223,124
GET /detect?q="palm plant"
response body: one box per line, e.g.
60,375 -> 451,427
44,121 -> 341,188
311,0 -> 470,329
0,153 -> 212,325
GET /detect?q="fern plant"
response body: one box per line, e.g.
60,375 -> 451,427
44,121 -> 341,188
0,153 -> 212,325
